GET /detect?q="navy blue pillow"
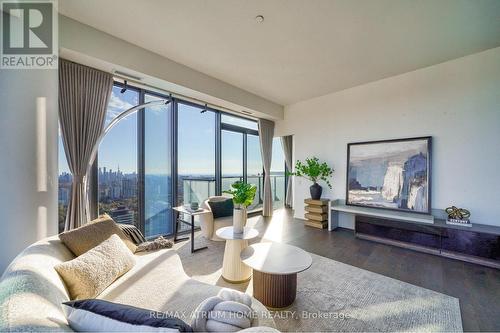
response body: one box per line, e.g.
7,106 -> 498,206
62,299 -> 193,332
207,199 -> 234,219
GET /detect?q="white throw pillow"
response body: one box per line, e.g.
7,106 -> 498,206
55,234 -> 135,299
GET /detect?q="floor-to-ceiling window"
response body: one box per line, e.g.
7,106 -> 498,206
144,93 -> 173,237
98,86 -> 139,226
58,79 -> 286,235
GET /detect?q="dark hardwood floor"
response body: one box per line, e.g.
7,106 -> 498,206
262,208 -> 500,332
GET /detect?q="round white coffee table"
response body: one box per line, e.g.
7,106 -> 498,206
240,242 -> 312,309
216,226 -> 259,283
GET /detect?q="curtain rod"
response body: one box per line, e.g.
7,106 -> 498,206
112,74 -> 257,120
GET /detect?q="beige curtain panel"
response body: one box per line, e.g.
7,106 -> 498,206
258,119 -> 275,217
59,59 -> 113,231
281,135 -> 293,208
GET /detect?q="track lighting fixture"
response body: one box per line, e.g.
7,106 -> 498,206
120,80 -> 128,93
201,103 -> 208,114
114,80 -> 250,118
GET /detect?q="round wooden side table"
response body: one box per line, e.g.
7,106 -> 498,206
240,242 -> 312,309
216,226 -> 259,283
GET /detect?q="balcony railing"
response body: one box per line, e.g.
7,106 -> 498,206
180,174 -> 285,210
92,174 -> 286,238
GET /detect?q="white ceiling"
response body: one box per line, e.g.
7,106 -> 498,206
59,0 -> 500,105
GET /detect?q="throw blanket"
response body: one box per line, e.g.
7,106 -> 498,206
118,224 -> 146,244
136,236 -> 173,252
192,289 -> 254,332
117,224 -> 173,252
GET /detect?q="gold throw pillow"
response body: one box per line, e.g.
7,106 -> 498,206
59,214 -> 137,255
55,234 -> 136,300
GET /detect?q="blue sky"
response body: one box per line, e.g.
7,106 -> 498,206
58,86 -> 284,175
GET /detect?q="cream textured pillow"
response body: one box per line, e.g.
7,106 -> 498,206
55,234 -> 136,300
59,214 -> 137,255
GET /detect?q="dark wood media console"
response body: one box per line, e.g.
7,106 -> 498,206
355,215 -> 500,269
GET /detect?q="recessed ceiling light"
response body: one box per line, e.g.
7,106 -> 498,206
255,15 -> 264,23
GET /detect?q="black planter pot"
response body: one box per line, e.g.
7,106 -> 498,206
310,183 -> 322,200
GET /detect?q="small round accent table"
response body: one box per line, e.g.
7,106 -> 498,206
216,226 -> 259,283
240,242 -> 312,309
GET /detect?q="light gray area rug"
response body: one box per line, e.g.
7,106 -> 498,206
174,234 -> 462,332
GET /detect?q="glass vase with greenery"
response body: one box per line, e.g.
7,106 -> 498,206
287,157 -> 334,200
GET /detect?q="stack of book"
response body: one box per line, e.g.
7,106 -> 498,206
304,198 -> 329,229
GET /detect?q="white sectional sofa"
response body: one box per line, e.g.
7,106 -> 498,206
0,236 -> 275,331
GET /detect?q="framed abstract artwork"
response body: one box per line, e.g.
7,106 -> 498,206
346,137 -> 432,214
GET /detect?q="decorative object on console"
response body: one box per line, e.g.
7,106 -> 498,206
304,198 -> 329,229
63,299 -> 193,332
445,206 -> 471,226
190,201 -> 199,210
223,181 -> 257,234
347,136 -> 431,214
287,157 -> 333,200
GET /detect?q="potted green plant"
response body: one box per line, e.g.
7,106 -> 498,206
287,157 -> 334,200
223,181 -> 257,233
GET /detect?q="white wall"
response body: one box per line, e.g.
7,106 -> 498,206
276,47 -> 500,227
0,69 -> 58,273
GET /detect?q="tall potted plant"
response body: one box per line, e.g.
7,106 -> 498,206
288,157 -> 334,200
223,181 -> 257,233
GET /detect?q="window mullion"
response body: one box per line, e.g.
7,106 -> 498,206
243,133 -> 247,183
215,111 -> 222,195
137,89 -> 146,233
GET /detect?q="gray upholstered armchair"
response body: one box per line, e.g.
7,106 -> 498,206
199,196 -> 234,241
